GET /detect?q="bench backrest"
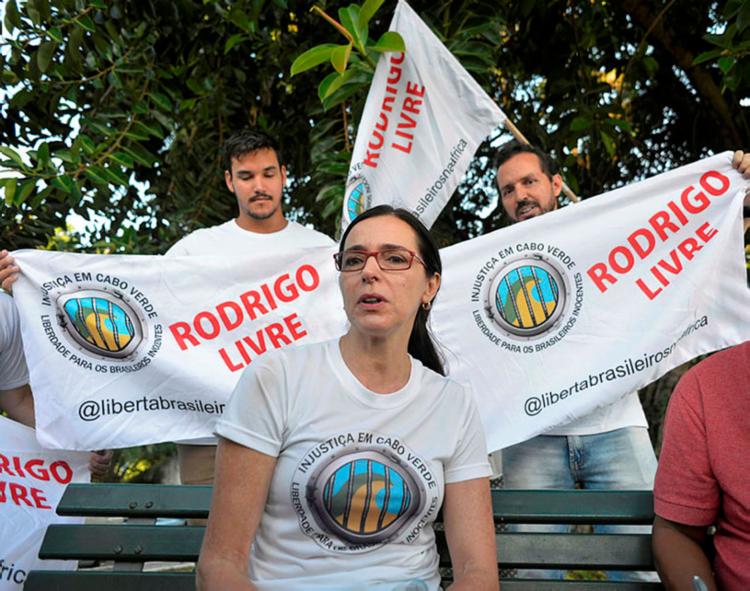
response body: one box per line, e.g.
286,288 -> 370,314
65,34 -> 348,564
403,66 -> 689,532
25,484 -> 662,590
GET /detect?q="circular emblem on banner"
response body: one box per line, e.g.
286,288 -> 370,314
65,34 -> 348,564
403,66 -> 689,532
57,289 -> 144,359
344,176 -> 371,222
306,449 -> 422,546
488,257 -> 567,337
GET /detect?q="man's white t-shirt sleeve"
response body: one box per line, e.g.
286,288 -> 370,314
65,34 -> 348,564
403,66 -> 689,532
215,356 -> 286,457
444,385 -> 491,483
0,294 -> 30,390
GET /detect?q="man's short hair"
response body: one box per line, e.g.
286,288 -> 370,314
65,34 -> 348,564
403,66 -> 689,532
222,129 -> 284,173
492,140 -> 558,180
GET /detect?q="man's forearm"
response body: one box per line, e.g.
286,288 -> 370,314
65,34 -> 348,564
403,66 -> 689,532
653,516 -> 716,591
1,384 -> 35,427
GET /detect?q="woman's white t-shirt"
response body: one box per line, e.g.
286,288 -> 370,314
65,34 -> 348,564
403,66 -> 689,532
216,339 -> 491,591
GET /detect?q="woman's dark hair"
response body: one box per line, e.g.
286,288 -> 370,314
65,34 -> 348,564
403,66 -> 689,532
338,205 -> 445,375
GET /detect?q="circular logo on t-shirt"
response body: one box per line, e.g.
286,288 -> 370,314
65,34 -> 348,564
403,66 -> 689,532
290,431 -> 441,553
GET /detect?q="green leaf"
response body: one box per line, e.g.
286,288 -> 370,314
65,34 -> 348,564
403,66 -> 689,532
1,70 -> 18,84
322,196 -> 341,218
318,69 -> 354,101
2,178 -> 17,205
692,49 -> 723,65
122,143 -> 157,166
371,31 -> 405,53
569,115 -> 591,132
109,151 -> 135,168
228,6 -> 252,33
54,149 -> 76,164
36,142 -> 50,168
48,26 -> 64,42
717,56 -> 735,74
27,5 -> 41,25
78,134 -> 96,155
76,14 -> 96,32
132,121 -> 164,139
50,175 -> 75,194
0,146 -> 25,167
37,41 -> 57,73
322,77 -> 368,110
738,0 -> 750,32
224,33 -> 246,54
339,5 -> 366,51
87,120 -> 112,137
149,91 -> 172,111
84,166 -> 110,186
600,131 -> 616,157
3,0 -> 21,35
100,165 -> 129,186
359,0 -> 385,28
330,43 -> 352,74
290,44 -> 338,76
15,179 -> 36,205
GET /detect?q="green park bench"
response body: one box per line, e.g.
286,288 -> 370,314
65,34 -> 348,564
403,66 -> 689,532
25,484 -> 663,590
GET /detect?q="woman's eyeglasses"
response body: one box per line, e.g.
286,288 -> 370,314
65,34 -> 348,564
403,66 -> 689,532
334,248 -> 426,272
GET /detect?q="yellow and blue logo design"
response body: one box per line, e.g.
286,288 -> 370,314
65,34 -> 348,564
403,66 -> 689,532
57,290 -> 143,358
488,258 -> 567,337
301,447 -> 427,550
344,176 -> 371,223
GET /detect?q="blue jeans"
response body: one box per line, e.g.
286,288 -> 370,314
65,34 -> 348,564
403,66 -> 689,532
502,427 -> 658,581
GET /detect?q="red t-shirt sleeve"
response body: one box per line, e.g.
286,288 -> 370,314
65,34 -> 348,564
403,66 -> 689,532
653,370 -> 719,526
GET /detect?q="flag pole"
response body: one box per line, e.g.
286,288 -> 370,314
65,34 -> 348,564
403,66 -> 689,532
503,118 -> 580,203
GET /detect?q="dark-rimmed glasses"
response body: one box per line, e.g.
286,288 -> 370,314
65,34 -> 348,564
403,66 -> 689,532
334,248 -> 426,272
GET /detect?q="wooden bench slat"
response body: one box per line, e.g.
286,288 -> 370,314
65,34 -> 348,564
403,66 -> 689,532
55,485 -> 653,523
39,525 -> 204,562
437,532 -> 654,569
495,533 -> 654,569
499,581 -> 663,590
31,484 -> 664,590
24,571 -> 194,591
56,483 -> 212,519
492,490 -> 654,524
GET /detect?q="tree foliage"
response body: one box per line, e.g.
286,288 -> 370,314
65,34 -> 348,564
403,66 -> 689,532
1,0 -> 748,254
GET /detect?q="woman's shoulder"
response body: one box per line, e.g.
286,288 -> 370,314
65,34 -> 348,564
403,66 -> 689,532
417,362 -> 474,404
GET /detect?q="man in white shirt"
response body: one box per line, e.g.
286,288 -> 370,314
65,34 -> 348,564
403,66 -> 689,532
0,129 -> 334,485
165,129 -> 334,485
492,141 -> 750,580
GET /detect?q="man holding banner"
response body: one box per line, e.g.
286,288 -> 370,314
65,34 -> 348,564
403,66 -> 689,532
490,140 -> 750,581
0,129 -> 335,487
493,140 -> 658,495
164,128 -> 335,486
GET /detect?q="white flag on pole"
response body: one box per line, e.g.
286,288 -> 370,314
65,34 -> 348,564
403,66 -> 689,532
343,0 -> 506,228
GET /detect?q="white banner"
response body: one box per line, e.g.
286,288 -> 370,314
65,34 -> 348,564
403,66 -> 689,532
0,416 -> 88,590
343,0 -> 505,229
13,246 -> 346,450
432,152 -> 750,451
10,154 -> 750,451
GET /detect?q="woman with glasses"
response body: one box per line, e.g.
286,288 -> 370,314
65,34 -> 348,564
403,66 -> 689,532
198,205 -> 497,591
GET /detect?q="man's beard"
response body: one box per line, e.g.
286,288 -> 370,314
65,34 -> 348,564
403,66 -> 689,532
242,192 -> 279,220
